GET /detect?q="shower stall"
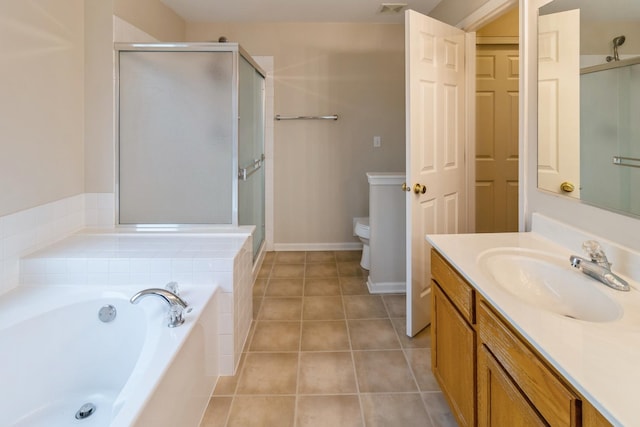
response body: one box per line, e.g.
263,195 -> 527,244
580,57 -> 640,217
115,43 -> 266,259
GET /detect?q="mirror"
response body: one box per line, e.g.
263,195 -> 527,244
537,0 -> 640,218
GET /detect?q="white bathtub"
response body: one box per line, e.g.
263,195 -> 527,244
0,284 -> 220,427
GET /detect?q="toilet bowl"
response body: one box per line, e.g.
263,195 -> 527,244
354,218 -> 370,270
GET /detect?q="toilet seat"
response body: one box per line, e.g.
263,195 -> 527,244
354,218 -> 370,239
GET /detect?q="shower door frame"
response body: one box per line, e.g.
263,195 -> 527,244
114,42 -> 266,230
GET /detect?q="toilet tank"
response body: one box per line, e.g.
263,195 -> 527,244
367,172 -> 407,292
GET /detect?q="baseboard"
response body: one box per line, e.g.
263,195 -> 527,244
367,277 -> 406,294
273,242 -> 363,252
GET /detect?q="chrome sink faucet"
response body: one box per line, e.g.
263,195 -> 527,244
569,240 -> 630,292
130,288 -> 190,327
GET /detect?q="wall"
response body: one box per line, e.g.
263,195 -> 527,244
0,0 -> 86,217
85,0 -> 115,194
430,0 -> 492,25
113,0 -> 186,41
477,7 -> 519,36
581,21 -> 640,55
521,0 -> 640,251
187,23 -> 406,248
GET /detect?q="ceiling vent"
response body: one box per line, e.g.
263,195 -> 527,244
379,3 -> 408,14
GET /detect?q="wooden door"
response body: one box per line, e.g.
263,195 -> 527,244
405,10 -> 471,336
475,44 -> 519,232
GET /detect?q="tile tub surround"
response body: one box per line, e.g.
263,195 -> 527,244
427,229 -> 640,427
19,230 -> 254,375
200,251 -> 456,427
0,193 -> 114,295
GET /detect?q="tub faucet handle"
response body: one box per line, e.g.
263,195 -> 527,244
165,281 -> 180,296
168,304 -> 185,328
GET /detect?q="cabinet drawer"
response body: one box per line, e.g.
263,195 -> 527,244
478,301 -> 580,427
431,250 -> 474,323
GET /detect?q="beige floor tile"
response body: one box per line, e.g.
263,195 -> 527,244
353,350 -> 418,392
298,352 -> 358,394
227,396 -> 295,427
305,262 -> 339,278
422,392 -> 458,427
199,250 -> 454,427
306,251 -> 336,263
249,321 -> 301,352
258,297 -> 302,320
257,263 -> 272,279
301,320 -> 350,351
253,278 -> 267,297
296,395 -> 363,427
275,251 -> 306,264
236,352 -> 298,394
383,294 -> 406,318
343,295 -> 388,319
335,250 -> 362,262
253,297 -> 262,319
272,264 -> 305,278
337,261 -> 365,277
340,277 -> 370,295
304,277 -> 341,296
348,319 -> 401,350
213,375 -> 239,396
265,278 -> 304,296
361,393 -> 433,427
391,317 -> 432,349
262,251 -> 276,264
303,296 -> 345,320
200,396 -> 232,426
405,348 -> 440,391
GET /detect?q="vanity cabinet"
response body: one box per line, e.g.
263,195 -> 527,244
431,250 -> 476,427
478,301 -> 579,426
430,249 -> 613,427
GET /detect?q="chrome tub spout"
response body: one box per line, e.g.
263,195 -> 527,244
130,288 -> 189,327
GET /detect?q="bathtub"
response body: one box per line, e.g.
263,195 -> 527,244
0,284 -> 220,427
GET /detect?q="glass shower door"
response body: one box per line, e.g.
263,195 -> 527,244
238,56 -> 266,258
118,51 -> 234,224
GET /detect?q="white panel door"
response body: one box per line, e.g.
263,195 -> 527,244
405,10 -> 470,336
537,9 -> 580,197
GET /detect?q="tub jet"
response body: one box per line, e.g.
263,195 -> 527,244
75,403 -> 96,420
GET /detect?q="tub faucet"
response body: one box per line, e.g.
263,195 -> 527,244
130,288 -> 190,327
569,240 -> 630,292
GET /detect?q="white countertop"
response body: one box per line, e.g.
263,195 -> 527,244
427,231 -> 640,427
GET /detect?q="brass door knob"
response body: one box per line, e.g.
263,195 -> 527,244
413,183 -> 427,194
401,182 -> 411,192
560,181 -> 575,193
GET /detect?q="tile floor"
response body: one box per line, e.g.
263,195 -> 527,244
200,250 -> 457,427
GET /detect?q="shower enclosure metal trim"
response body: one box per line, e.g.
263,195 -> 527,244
114,42 -> 266,232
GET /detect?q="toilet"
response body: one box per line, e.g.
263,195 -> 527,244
354,218 -> 370,270
353,172 -> 406,293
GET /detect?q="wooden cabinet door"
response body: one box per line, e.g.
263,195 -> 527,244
432,284 -> 476,427
478,344 -> 547,427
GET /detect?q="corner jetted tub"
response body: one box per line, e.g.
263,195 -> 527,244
0,284 -> 219,427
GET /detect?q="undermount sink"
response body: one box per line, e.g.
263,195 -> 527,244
477,248 -> 623,323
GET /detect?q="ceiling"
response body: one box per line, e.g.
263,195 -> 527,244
160,0 -> 443,23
